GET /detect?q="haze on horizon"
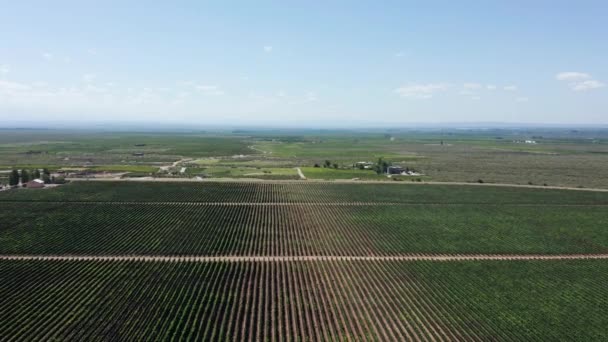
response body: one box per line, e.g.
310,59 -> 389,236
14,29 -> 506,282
1,1 -> 607,126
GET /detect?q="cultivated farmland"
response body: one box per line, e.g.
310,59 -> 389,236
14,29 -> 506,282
1,181 -> 607,340
1,202 -> 608,255
2,181 -> 608,203
0,259 -> 606,341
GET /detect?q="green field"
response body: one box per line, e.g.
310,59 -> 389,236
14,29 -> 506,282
300,167 -> 387,180
0,131 -> 254,171
0,259 -> 605,341
1,201 -> 607,255
2,128 -> 608,189
189,166 -> 299,179
2,175 -> 608,340
2,181 -> 608,203
1,182 -> 608,256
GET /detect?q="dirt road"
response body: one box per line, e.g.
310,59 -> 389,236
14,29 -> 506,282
2,200 -> 607,207
296,168 -> 306,180
64,177 -> 608,192
159,158 -> 192,172
2,254 -> 607,263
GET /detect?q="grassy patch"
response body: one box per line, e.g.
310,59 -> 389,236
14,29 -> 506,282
300,167 -> 386,180
88,165 -> 159,173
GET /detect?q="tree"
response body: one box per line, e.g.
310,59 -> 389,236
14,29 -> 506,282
42,174 -> 52,184
323,160 -> 331,168
332,163 -> 339,169
374,157 -> 390,175
313,163 -> 320,168
33,169 -> 41,179
9,170 -> 19,186
43,168 -> 51,176
20,170 -> 30,184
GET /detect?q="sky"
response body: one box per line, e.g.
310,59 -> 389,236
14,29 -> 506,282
0,1 -> 607,127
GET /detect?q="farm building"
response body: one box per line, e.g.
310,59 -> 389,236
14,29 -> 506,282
387,166 -> 405,175
354,161 -> 373,169
25,179 -> 45,188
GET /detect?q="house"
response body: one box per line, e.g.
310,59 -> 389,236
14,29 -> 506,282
25,179 -> 45,188
387,166 -> 405,175
132,152 -> 145,157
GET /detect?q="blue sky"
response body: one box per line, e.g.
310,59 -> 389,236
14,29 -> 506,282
1,1 -> 607,126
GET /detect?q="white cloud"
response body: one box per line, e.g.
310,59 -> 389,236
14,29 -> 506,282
195,84 -> 224,96
459,90 -> 475,96
394,51 -> 407,58
82,74 -> 97,83
87,48 -> 97,55
0,80 -> 31,92
555,72 -> 590,81
394,83 -> 449,99
263,46 -> 273,53
305,91 -> 318,102
42,52 -> 53,60
516,97 -> 529,102
504,85 -> 518,91
555,71 -> 604,92
463,83 -> 482,90
179,81 -> 225,96
486,84 -> 496,90
0,65 -> 10,74
85,84 -> 107,93
471,96 -> 481,101
571,80 -> 605,91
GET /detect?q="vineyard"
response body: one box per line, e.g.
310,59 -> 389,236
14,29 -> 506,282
1,202 -> 608,255
0,259 -> 606,341
2,181 -> 608,204
1,181 -> 607,340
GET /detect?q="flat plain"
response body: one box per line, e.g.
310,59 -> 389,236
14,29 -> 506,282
1,181 -> 607,340
2,128 -> 608,188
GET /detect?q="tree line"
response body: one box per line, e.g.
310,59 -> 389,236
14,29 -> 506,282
313,157 -> 392,175
8,168 -> 54,187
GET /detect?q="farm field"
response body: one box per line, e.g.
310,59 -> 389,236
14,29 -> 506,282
0,259 -> 606,341
2,181 -> 608,340
2,128 -> 608,189
1,202 -> 608,255
188,166 -> 300,180
2,181 -> 608,204
300,166 -> 388,180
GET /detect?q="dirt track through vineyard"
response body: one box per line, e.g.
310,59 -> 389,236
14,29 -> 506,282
2,254 -> 608,262
2,200 -> 608,207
